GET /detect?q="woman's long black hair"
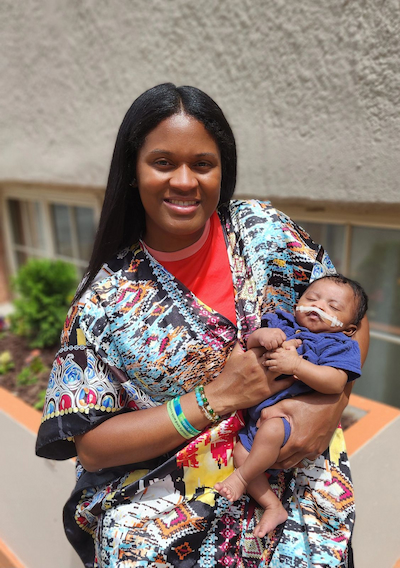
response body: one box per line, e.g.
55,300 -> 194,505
73,83 -> 237,303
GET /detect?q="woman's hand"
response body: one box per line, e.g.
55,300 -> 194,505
258,384 -> 351,469
263,345 -> 302,375
206,342 -> 295,417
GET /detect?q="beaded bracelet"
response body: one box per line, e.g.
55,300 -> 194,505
167,397 -> 201,439
195,385 -> 221,422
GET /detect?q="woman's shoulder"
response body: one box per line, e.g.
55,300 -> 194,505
82,244 -> 145,301
66,244 -> 145,328
225,199 -> 273,216
223,199 -> 295,227
59,246 -> 139,346
221,200 -> 305,245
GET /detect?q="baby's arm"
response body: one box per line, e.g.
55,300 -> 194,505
247,327 -> 286,351
263,346 -> 348,394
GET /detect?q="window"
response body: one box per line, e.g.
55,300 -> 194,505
4,190 -> 99,277
8,199 -> 46,265
51,203 -> 96,262
296,219 -> 400,409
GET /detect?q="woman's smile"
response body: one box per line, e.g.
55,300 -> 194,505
136,113 -> 222,252
164,198 -> 200,210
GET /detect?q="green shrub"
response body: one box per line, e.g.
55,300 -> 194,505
16,366 -> 37,386
34,388 -> 47,411
16,354 -> 47,386
0,351 -> 14,375
10,258 -> 78,348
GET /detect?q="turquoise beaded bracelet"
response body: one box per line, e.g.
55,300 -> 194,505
195,385 -> 221,422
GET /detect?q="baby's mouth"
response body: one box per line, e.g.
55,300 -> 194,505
296,305 -> 344,328
309,310 -> 321,320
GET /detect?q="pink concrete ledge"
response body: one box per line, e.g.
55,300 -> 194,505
0,386 -> 41,434
0,536 -> 25,568
345,393 -> 400,457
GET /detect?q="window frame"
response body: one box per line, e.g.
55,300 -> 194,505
1,183 -> 102,276
270,200 -> 400,347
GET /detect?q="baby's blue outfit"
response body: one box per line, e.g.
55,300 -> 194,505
239,310 -> 362,453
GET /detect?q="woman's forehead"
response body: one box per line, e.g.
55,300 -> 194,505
140,113 -> 220,156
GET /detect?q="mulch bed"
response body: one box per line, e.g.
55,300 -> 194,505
0,332 -> 57,410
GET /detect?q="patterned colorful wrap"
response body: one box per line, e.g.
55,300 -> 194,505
36,200 -> 353,568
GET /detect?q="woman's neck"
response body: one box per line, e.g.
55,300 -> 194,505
141,218 -> 211,262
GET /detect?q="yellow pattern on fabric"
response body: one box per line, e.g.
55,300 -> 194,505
178,417 -> 239,506
329,426 -> 346,466
76,328 -> 86,345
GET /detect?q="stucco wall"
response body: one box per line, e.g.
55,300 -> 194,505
1,0 -> 399,203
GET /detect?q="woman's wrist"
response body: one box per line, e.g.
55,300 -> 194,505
202,371 -> 237,417
195,385 -> 221,422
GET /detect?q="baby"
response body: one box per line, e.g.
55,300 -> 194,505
215,274 -> 368,538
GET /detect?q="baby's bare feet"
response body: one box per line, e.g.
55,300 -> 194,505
254,503 -> 288,538
214,469 -> 247,502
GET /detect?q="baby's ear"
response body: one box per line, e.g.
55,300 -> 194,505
343,324 -> 357,337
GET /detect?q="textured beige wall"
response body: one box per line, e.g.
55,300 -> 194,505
1,0 -> 399,203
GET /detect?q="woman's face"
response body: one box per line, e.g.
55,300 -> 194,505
136,113 -> 222,252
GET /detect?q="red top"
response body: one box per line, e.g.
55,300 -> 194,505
142,212 -> 236,325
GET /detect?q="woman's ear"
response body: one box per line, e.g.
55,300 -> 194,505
343,324 -> 357,337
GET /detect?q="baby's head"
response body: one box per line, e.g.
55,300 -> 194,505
295,274 -> 368,336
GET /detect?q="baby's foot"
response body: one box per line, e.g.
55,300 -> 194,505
254,503 -> 288,538
214,469 -> 247,502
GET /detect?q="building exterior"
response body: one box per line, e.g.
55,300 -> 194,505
1,0 -> 399,407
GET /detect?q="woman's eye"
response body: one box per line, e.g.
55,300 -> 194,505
195,161 -> 211,169
155,159 -> 170,166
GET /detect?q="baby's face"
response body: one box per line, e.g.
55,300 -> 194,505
295,279 -> 357,335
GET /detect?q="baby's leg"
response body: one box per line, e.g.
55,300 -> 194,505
214,418 -> 285,502
214,441 -> 250,502
244,418 -> 288,536
247,473 -> 288,537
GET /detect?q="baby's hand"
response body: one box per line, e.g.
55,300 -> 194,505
247,328 -> 286,351
263,345 -> 302,375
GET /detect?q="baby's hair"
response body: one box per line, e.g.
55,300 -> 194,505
308,274 -> 368,325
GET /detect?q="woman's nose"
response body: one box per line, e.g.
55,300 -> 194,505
169,165 -> 198,191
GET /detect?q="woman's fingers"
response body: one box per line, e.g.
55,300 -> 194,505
273,453 -> 319,471
211,342 -> 294,412
258,391 -> 345,469
282,338 -> 302,349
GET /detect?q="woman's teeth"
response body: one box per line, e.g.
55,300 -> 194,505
168,200 -> 197,206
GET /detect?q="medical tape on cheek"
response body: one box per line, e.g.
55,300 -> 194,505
295,305 -> 344,327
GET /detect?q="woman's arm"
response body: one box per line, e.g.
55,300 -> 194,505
75,342 -> 295,472
353,315 -> 369,365
259,315 -> 370,469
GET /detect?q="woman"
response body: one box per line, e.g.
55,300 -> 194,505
36,83 -> 368,568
